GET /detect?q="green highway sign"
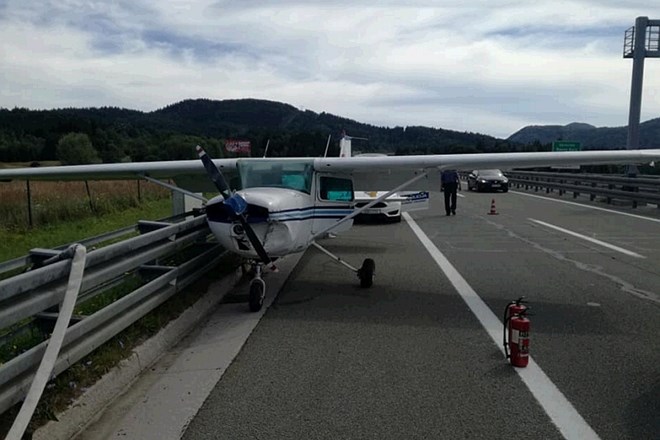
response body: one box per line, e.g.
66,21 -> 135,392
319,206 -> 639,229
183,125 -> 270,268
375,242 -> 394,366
552,141 -> 581,152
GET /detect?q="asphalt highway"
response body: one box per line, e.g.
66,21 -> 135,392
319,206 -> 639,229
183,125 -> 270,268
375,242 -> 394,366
181,189 -> 660,440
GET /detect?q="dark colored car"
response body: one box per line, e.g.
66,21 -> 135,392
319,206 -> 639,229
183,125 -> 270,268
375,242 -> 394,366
467,169 -> 509,192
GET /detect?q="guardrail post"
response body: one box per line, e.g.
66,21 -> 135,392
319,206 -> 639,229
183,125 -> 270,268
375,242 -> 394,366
590,182 -> 596,201
26,180 -> 33,228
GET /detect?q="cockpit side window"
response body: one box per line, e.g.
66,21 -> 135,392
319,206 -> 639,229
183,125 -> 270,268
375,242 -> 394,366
319,176 -> 354,202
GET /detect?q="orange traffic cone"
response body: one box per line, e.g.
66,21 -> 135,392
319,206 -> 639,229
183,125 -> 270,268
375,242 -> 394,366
487,199 -> 498,215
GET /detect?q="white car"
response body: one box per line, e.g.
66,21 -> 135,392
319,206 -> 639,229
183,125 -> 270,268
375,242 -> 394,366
353,153 -> 429,222
354,190 -> 403,222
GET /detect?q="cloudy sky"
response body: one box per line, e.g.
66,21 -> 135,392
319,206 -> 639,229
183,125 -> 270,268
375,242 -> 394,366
0,1 -> 658,138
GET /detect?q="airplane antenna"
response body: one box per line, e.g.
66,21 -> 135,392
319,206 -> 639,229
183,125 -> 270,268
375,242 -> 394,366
323,134 -> 332,157
263,139 -> 271,158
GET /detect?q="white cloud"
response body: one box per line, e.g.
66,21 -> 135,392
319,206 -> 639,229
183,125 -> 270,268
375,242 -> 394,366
0,0 -> 658,139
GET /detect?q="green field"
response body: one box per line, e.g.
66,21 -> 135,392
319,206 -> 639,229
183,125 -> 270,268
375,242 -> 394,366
0,198 -> 172,262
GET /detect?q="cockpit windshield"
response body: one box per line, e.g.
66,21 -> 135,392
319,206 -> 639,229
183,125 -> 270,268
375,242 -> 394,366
237,159 -> 314,194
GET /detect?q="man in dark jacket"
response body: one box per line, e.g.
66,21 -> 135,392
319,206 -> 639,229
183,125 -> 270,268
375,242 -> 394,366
441,169 -> 460,216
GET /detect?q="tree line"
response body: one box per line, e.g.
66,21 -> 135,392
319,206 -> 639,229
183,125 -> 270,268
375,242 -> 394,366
0,99 -> 548,165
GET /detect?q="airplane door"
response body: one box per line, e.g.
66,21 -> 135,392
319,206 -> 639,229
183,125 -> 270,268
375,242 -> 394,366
400,191 -> 430,212
312,174 -> 355,235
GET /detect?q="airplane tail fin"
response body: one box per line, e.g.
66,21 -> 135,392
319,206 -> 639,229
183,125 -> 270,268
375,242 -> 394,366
339,132 -> 351,158
339,132 -> 352,157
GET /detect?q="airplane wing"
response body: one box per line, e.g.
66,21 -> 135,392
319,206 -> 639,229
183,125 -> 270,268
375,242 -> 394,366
0,159 -> 239,192
314,149 -> 660,191
1,149 -> 659,193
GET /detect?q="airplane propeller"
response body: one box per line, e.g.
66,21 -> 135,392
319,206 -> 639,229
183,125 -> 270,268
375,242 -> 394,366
196,146 -> 277,271
196,145 -> 231,199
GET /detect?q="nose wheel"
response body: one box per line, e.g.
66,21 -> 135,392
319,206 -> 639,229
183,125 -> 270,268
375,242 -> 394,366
247,263 -> 266,312
248,263 -> 266,312
249,278 -> 266,312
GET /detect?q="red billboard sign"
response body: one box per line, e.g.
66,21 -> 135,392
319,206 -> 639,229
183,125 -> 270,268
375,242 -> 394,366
225,139 -> 251,154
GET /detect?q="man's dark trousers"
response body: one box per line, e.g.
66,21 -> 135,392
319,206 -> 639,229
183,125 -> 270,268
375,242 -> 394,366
444,182 -> 458,215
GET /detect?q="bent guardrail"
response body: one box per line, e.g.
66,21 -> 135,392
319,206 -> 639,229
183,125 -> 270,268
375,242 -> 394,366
0,213 -> 229,416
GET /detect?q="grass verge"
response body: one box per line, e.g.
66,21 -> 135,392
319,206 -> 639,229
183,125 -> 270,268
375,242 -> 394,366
0,198 -> 172,262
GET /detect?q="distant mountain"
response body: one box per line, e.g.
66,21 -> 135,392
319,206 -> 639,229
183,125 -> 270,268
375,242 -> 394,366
508,119 -> 660,148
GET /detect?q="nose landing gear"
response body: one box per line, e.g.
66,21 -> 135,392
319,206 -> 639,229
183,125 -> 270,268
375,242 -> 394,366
248,263 -> 266,312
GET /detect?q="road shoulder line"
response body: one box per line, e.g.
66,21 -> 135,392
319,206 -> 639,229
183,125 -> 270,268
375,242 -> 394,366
403,212 -> 601,440
529,218 -> 645,259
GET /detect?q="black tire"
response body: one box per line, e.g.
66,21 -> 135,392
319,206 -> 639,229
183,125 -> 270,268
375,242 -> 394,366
392,214 -> 402,223
502,187 -> 509,193
248,279 -> 266,312
358,258 -> 375,288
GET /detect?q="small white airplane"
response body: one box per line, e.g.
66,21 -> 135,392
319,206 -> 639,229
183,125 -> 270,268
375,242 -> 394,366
2,146 -> 660,312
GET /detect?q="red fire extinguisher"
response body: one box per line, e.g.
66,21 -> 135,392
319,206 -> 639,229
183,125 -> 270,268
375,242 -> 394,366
503,297 -> 530,368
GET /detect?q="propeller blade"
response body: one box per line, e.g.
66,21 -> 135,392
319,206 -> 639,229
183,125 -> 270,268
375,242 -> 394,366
239,216 -> 278,271
196,145 -> 231,199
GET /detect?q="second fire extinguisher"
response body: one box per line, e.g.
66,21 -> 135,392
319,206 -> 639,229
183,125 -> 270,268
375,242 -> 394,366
502,297 -> 530,368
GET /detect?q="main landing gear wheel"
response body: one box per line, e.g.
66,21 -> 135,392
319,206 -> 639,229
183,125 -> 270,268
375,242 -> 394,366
249,278 -> 266,312
358,258 -> 375,288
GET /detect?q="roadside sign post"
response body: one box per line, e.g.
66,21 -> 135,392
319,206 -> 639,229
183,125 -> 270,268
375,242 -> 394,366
551,141 -> 581,152
552,141 -> 581,170
623,16 -> 660,176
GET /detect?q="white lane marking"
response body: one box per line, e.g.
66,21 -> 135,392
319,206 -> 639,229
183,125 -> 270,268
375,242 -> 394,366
403,212 -> 601,440
457,193 -> 465,198
529,219 -> 645,259
510,191 -> 660,224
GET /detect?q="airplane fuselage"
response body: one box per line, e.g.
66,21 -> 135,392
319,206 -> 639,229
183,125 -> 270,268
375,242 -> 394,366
206,186 -> 354,259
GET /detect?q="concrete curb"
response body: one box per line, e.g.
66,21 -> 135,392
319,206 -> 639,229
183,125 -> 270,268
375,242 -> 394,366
32,267 -> 245,440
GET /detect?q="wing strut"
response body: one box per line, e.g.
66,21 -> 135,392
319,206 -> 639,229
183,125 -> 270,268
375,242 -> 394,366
140,175 -> 209,203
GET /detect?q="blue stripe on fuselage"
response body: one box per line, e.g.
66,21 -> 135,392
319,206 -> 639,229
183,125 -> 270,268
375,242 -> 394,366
207,206 -> 354,224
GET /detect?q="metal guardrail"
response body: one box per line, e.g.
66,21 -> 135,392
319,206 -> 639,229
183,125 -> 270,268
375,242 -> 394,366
0,213 -> 230,415
506,171 -> 660,208
0,212 -> 194,277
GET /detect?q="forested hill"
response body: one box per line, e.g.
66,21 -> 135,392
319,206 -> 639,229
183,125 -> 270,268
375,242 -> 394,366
508,119 -> 660,148
0,98 -> 518,164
